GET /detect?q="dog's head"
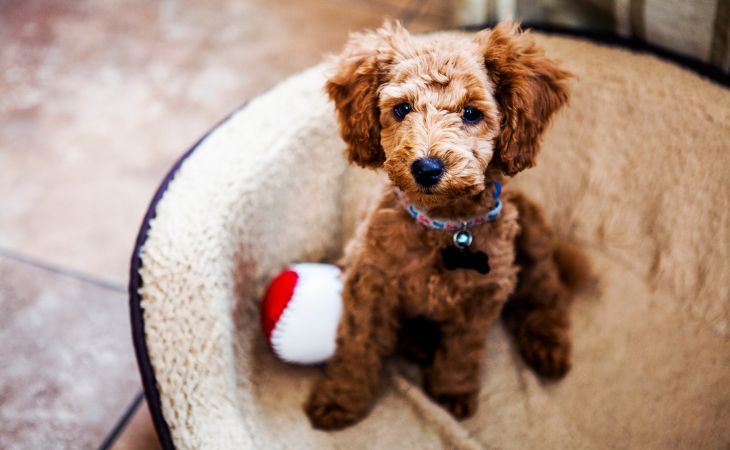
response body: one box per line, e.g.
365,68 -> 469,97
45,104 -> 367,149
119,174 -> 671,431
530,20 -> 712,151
326,21 -> 570,207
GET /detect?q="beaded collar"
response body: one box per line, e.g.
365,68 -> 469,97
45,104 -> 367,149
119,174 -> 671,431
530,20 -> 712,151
396,182 -> 503,232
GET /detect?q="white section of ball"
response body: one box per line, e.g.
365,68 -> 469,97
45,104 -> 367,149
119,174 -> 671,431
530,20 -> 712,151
269,263 -> 343,364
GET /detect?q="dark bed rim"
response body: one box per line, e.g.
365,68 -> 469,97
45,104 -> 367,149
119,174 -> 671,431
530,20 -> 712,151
128,104 -> 246,450
127,24 -> 728,450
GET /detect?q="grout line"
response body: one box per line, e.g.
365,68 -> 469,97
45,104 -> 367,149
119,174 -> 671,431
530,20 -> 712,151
97,390 -> 146,450
0,246 -> 126,293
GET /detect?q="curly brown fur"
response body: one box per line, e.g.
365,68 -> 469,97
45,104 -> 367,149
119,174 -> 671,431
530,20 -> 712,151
501,192 -> 578,378
306,21 -> 576,430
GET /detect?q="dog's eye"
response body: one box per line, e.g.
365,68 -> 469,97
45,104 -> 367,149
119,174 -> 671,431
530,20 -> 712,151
462,107 -> 483,124
393,103 -> 412,120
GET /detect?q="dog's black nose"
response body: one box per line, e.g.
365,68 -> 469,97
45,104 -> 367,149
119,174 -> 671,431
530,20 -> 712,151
411,158 -> 444,187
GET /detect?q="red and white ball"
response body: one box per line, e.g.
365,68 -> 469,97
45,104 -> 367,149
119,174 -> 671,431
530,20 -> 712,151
260,263 -> 343,364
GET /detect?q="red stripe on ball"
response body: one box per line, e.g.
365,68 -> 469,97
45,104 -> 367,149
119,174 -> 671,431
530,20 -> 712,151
261,269 -> 299,338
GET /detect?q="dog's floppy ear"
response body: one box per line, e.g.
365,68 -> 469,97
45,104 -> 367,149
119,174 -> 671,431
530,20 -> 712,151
475,22 -> 570,176
326,22 -> 408,168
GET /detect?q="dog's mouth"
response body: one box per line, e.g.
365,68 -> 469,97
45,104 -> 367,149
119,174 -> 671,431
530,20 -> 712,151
401,180 -> 486,208
385,157 -> 487,205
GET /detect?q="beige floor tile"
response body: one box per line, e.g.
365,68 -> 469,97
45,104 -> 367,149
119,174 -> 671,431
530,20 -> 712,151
0,0 -> 390,284
418,0 -> 454,19
0,256 -> 140,448
336,0 -> 413,14
405,15 -> 453,34
395,0 -> 453,34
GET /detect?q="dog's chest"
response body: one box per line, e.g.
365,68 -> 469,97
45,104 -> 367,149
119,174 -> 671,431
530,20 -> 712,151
367,202 -> 520,320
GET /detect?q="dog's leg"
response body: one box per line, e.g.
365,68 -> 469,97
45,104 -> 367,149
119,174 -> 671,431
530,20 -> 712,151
422,298 -> 503,419
305,265 -> 397,430
502,193 -> 574,379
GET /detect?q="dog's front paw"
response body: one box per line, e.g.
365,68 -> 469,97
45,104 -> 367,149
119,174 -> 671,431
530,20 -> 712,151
305,379 -> 371,430
428,390 -> 479,420
518,331 -> 572,379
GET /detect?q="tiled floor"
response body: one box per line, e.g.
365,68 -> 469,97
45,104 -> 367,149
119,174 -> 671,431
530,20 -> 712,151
0,254 -> 138,449
0,0 -> 450,447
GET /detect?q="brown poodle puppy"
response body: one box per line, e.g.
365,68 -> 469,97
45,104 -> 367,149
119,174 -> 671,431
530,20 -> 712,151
306,21 -> 582,430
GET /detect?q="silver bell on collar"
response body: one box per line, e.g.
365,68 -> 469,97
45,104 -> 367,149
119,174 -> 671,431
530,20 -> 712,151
453,230 -> 473,249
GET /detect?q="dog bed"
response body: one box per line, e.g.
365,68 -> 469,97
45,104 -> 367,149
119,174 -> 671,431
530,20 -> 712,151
130,32 -> 730,449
